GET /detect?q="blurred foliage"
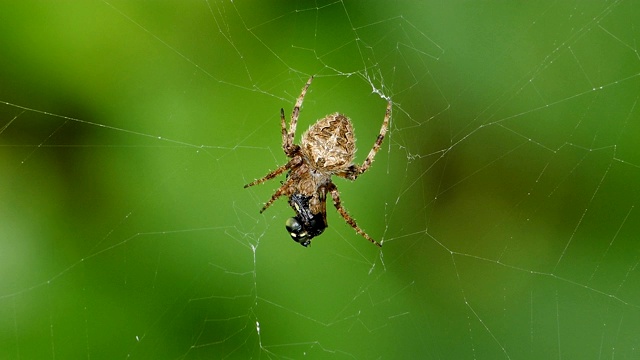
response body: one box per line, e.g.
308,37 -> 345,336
1,1 -> 639,359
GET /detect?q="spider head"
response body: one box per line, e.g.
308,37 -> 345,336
285,213 -> 326,247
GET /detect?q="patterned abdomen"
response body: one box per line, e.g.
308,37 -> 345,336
301,113 -> 356,171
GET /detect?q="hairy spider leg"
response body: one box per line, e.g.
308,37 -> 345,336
244,156 -> 303,211
328,183 -> 382,247
339,100 -> 392,181
258,175 -> 296,214
283,76 -> 313,156
244,156 -> 301,189
280,108 -> 292,156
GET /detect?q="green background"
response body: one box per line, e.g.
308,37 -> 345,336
1,1 -> 639,359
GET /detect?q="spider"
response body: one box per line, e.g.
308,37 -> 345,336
244,76 -> 391,247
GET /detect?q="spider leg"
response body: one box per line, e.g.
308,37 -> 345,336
360,100 -> 392,174
244,156 -> 302,213
258,174 -> 297,213
280,108 -> 291,156
340,100 -> 392,181
283,76 -> 313,156
244,155 -> 301,189
328,183 -> 382,247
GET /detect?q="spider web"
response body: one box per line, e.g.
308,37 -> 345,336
1,1 -> 639,359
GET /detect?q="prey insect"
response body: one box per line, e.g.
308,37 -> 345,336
244,76 -> 391,247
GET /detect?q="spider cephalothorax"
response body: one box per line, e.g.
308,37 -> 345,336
244,76 -> 391,247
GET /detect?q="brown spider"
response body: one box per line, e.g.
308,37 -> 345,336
244,76 -> 391,247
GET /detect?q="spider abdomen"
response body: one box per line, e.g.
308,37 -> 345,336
301,113 -> 356,171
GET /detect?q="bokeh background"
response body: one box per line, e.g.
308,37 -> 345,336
1,1 -> 639,359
